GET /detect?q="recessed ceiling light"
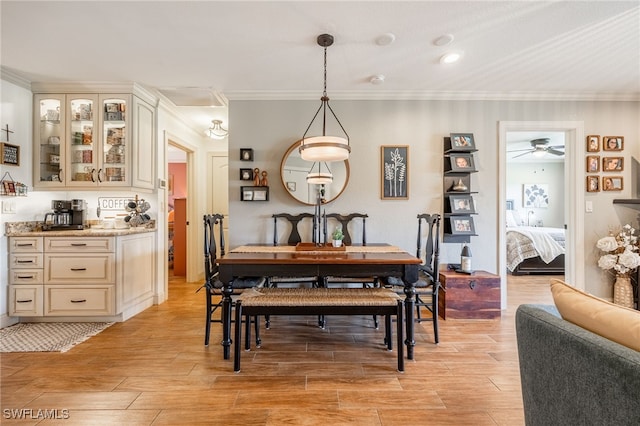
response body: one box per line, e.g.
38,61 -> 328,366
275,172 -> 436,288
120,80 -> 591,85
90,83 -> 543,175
440,51 -> 463,64
375,33 -> 396,46
433,33 -> 454,47
370,75 -> 385,85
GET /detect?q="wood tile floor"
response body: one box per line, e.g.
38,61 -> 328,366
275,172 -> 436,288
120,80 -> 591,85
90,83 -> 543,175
1,274 -> 557,425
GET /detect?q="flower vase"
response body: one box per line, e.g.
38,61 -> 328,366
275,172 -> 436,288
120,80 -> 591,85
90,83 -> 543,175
613,275 -> 634,308
332,239 -> 342,248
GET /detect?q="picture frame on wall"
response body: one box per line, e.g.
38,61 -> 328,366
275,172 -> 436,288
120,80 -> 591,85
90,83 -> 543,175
602,157 -> 623,172
449,217 -> 476,235
586,155 -> 600,173
586,135 -> 600,152
449,154 -> 476,172
240,148 -> 254,161
0,142 -> 20,166
449,133 -> 476,151
602,136 -> 624,151
602,176 -> 623,191
586,176 -> 599,192
240,168 -> 253,180
449,195 -> 476,214
381,145 -> 409,200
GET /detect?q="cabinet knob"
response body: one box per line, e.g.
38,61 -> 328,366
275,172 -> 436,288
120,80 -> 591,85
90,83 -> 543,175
468,280 -> 476,290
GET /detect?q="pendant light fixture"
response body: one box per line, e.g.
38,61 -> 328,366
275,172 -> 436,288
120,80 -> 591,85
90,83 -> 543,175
299,34 -> 350,162
306,161 -> 333,185
207,119 -> 228,139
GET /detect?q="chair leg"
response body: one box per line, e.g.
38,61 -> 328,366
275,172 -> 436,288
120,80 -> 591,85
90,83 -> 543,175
373,315 -> 379,329
244,314 -> 251,351
254,315 -> 261,347
396,301 -> 404,372
204,289 -> 212,346
234,302 -> 243,372
433,291 -> 439,344
385,314 -> 392,350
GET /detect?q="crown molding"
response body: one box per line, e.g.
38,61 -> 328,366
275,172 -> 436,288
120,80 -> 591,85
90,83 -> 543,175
0,67 -> 32,90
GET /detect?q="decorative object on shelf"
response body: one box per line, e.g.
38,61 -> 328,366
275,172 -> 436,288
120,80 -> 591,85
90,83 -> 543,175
331,225 -> 344,247
586,135 -> 600,152
450,178 -> 468,192
253,168 -> 261,186
523,183 -> 549,208
460,244 -> 472,272
260,170 -> 268,186
602,176 -> 623,191
241,186 -> 269,201
240,148 -> 253,161
0,142 -> 20,166
0,171 -> 27,196
240,168 -> 252,181
306,161 -> 333,184
381,145 -> 408,200
299,34 -> 350,162
207,119 -> 228,139
602,136 -> 623,151
586,176 -> 600,192
602,157 -> 624,172
449,133 -> 476,151
596,224 -> 640,308
124,195 -> 151,227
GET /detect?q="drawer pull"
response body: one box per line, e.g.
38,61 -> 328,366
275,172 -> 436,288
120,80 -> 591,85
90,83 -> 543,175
17,299 -> 34,303
71,299 -> 87,303
70,268 -> 87,271
71,243 -> 87,247
16,243 -> 35,247
469,280 -> 476,290
17,275 -> 35,279
16,260 -> 35,264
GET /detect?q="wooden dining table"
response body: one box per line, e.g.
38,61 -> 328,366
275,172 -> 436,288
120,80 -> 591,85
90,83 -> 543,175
216,244 -> 421,360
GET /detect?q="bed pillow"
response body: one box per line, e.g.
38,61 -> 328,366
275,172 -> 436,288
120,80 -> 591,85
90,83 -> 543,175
550,279 -> 640,351
506,210 -> 518,227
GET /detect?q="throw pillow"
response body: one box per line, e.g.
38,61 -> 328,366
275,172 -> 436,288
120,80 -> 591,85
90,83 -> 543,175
550,279 -> 640,352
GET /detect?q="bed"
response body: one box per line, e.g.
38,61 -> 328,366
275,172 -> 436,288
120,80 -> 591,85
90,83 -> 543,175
506,211 -> 565,275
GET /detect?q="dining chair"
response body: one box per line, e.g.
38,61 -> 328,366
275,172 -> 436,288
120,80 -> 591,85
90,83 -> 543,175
202,213 -> 265,346
382,213 -> 442,343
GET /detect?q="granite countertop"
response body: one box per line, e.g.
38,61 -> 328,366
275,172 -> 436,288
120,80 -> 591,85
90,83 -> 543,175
5,221 -> 157,237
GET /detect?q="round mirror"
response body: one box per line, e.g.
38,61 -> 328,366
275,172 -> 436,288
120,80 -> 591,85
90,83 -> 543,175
280,140 -> 350,205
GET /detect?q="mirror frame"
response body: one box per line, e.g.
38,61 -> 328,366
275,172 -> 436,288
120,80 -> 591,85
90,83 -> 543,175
280,139 -> 350,206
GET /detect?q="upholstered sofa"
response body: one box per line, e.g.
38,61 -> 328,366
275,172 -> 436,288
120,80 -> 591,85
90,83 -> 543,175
516,302 -> 640,426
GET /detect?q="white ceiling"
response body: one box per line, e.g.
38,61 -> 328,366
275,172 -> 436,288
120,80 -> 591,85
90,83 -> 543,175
2,1 -> 639,135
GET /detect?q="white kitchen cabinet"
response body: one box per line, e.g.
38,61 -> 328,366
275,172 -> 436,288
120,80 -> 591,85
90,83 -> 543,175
32,84 -> 156,191
8,236 -> 44,317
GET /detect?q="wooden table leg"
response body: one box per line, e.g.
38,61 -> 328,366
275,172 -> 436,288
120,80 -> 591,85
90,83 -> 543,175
404,282 -> 416,360
221,281 -> 233,360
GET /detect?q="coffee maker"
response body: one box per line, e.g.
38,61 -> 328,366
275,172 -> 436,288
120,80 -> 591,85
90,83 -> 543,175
43,199 -> 86,231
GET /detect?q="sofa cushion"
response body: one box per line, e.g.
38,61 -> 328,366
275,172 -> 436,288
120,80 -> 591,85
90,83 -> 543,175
550,279 -> 640,352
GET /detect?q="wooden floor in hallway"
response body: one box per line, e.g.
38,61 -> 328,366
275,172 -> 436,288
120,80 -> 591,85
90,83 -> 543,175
1,273 -> 558,425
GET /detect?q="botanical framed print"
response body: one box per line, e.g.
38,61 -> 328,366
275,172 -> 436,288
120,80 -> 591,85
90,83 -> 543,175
449,195 -> 476,214
603,136 -> 624,151
586,176 -> 599,192
449,133 -> 475,151
586,155 -> 600,173
449,154 -> 475,172
523,183 -> 549,208
381,145 -> 408,200
602,176 -> 623,191
586,135 -> 600,152
240,148 -> 254,161
449,217 -> 475,235
602,157 -> 623,172
240,168 -> 253,180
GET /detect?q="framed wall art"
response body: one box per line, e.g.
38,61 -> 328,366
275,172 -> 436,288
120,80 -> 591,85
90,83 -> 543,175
602,176 -> 623,191
449,217 -> 476,235
381,145 -> 408,200
240,168 -> 253,181
603,136 -> 624,151
449,133 -> 476,151
586,155 -> 600,173
586,135 -> 600,152
523,183 -> 549,208
0,142 -> 20,166
241,186 -> 269,201
449,194 -> 476,214
586,176 -> 599,192
602,157 -> 623,172
448,154 -> 476,172
240,148 -> 254,161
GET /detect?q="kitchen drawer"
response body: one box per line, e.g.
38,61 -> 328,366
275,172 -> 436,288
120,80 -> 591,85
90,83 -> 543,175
45,237 -> 114,253
10,236 -> 43,252
44,254 -> 114,284
45,285 -> 114,316
9,253 -> 44,269
9,269 -> 44,285
9,285 -> 44,316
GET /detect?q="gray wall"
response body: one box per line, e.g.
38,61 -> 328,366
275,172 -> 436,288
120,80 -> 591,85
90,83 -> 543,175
229,99 -> 640,299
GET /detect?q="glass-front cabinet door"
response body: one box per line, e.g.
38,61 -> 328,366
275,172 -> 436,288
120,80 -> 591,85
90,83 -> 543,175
66,95 -> 98,186
34,95 -> 66,187
100,96 -> 129,186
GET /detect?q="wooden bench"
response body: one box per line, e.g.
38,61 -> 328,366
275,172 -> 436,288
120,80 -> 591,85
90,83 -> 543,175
233,287 -> 404,372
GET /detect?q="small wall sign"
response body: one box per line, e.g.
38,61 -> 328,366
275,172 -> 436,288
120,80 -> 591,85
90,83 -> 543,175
0,142 -> 20,166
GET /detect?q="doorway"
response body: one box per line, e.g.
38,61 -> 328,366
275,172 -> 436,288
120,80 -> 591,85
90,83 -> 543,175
168,145 -> 187,277
498,121 -> 586,308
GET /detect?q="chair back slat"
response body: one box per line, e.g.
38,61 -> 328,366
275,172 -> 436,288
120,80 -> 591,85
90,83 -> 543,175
203,214 -> 225,288
272,213 -> 314,246
416,213 -> 441,277
325,213 -> 368,246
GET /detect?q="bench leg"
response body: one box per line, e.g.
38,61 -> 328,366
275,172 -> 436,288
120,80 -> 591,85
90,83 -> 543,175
244,314 -> 251,351
397,301 -> 404,372
255,315 -> 261,348
385,314 -> 392,350
234,301 -> 243,372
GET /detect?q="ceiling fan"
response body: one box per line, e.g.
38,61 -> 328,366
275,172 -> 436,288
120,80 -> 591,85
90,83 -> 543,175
508,138 -> 565,159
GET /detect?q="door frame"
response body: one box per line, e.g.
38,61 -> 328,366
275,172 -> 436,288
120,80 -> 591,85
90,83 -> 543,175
498,121 -> 585,307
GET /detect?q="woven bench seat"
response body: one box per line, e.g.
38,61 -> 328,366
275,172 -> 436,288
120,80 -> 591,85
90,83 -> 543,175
233,287 -> 404,372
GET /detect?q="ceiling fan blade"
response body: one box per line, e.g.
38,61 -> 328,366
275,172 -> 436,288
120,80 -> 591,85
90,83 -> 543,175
507,148 -> 534,153
549,145 -> 565,149
511,150 -> 533,159
548,148 -> 565,156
